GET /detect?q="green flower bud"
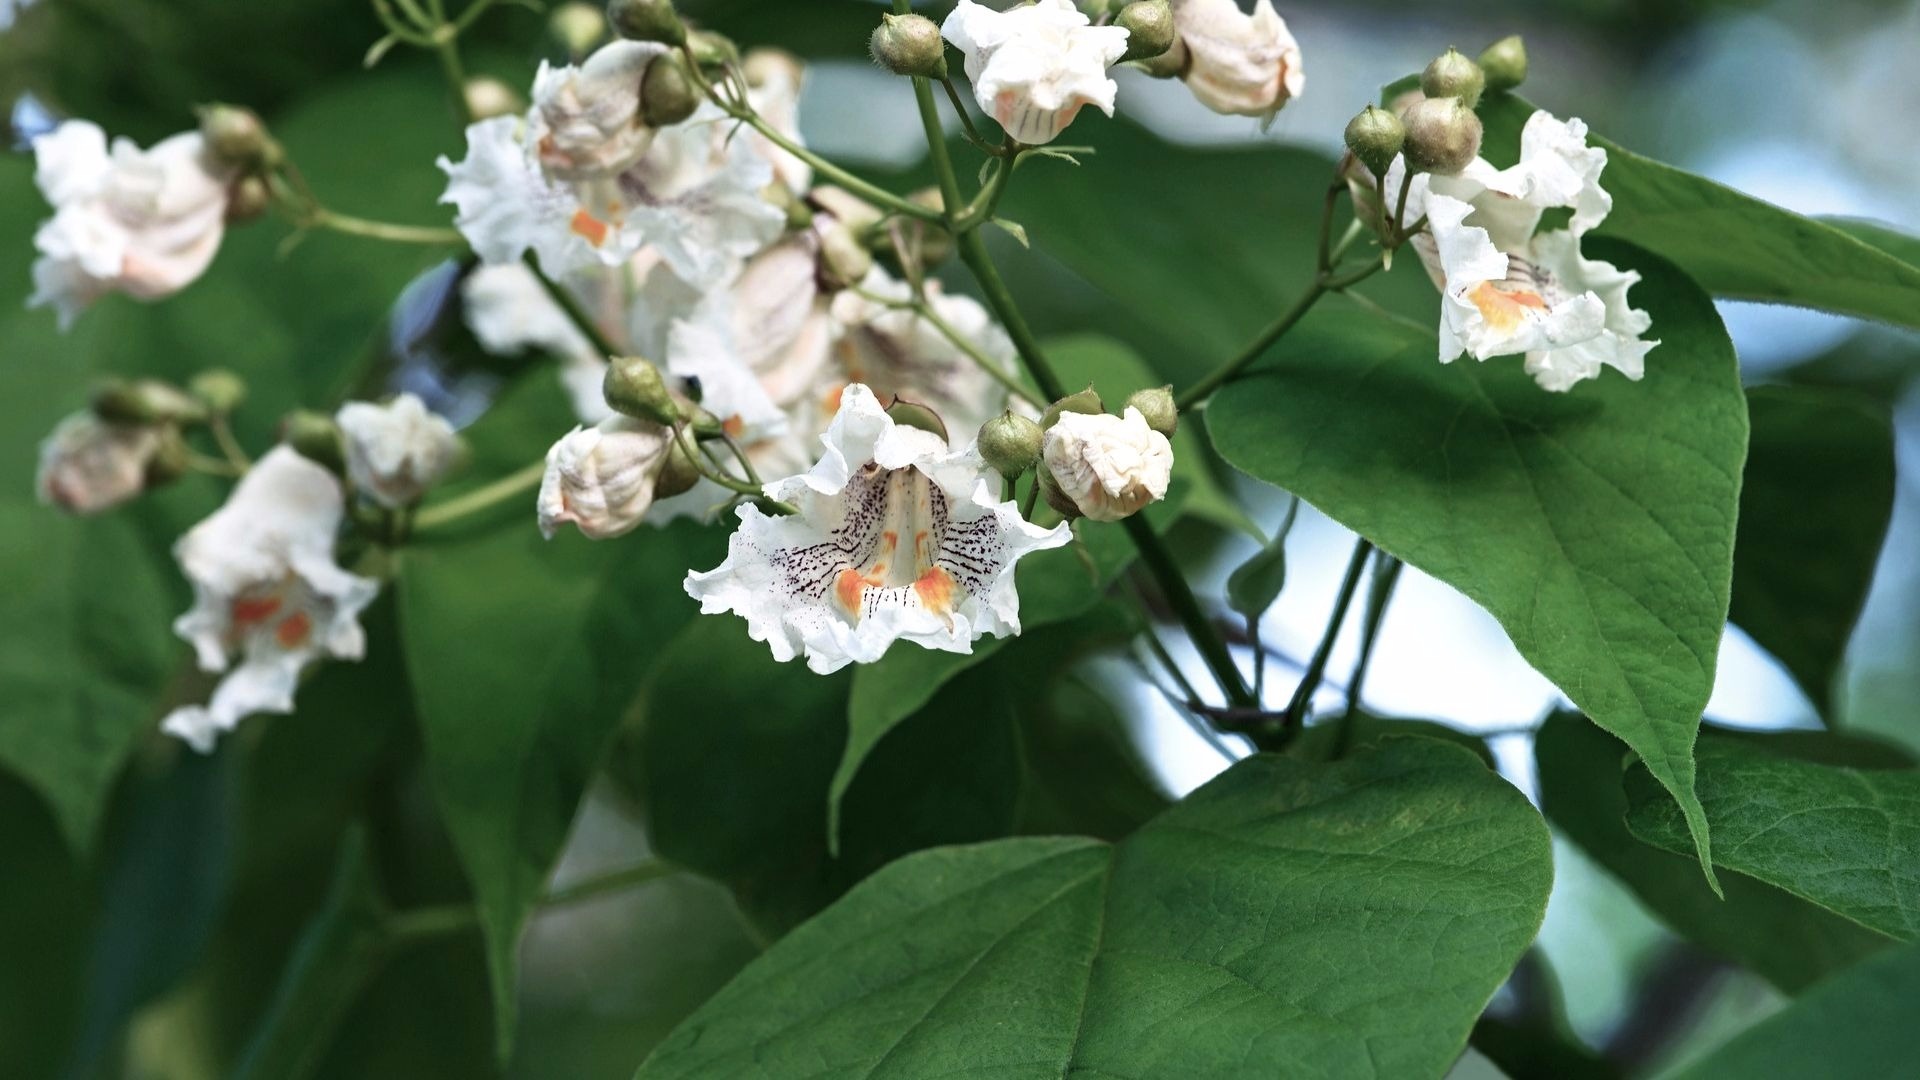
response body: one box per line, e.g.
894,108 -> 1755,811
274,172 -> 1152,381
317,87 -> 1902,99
1401,95 -> 1482,176
225,175 -> 272,224
549,1 -> 607,56
870,13 -> 948,79
284,410 -> 346,475
1039,466 -> 1083,521
604,356 -> 682,425
978,412 -> 1045,478
885,396 -> 949,443
1041,384 -> 1104,430
189,369 -> 247,414
1420,48 -> 1485,109
1125,385 -> 1178,438
146,426 -> 193,488
197,104 -> 281,169
92,378 -> 208,426
1117,1 -> 1176,65
607,0 -> 685,46
1343,105 -> 1405,179
687,29 -> 738,71
1478,35 -> 1527,94
818,220 -> 874,291
464,76 -> 523,121
655,436 -> 703,499
640,54 -> 701,127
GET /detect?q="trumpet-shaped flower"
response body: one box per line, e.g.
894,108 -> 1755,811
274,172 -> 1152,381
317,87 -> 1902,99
685,384 -> 1071,674
336,393 -> 462,509
942,0 -> 1129,146
1170,0 -> 1304,125
162,448 -> 378,752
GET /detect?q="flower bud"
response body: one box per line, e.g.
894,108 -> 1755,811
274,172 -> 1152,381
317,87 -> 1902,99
146,426 -> 193,488
36,413 -> 169,515
189,369 -> 247,414
1041,384 -> 1104,430
640,54 -> 701,127
870,13 -> 948,79
1039,465 -> 1083,521
226,174 -> 272,224
810,185 -> 885,241
1116,1 -> 1176,65
978,412 -> 1044,478
464,75 -> 524,121
92,378 -> 207,426
1042,407 -> 1173,523
1343,105 -> 1405,179
197,104 -> 280,169
818,219 -> 874,290
549,1 -> 607,56
284,410 -> 346,476
538,416 -> 675,539
1124,385 -> 1178,438
336,393 -> 463,509
1478,35 -> 1527,94
603,355 -> 682,425
655,435 -> 703,499
1420,48 -> 1485,109
885,396 -> 949,443
607,0 -> 685,46
1401,95 -> 1482,175
687,29 -> 738,71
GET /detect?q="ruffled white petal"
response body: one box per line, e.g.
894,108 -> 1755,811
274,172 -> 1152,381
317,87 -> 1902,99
943,0 -> 1128,145
1173,0 -> 1304,125
336,393 -> 462,508
537,415 -> 673,539
530,41 -> 666,180
1042,407 -> 1173,522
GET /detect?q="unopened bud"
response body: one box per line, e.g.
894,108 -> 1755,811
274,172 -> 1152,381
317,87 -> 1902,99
640,55 -> 701,127
818,220 -> 874,290
284,410 -> 346,475
464,76 -> 523,121
549,1 -> 607,56
1039,467 -> 1083,521
810,185 -> 884,240
1125,386 -> 1178,438
146,427 -> 193,488
92,378 -> 207,425
604,356 -> 682,425
226,175 -> 272,224
607,0 -> 685,46
197,104 -> 280,169
1116,1 -> 1176,64
1478,35 -> 1527,94
655,436 -> 703,499
978,412 -> 1044,478
1041,385 -> 1104,430
886,397 -> 949,443
687,29 -> 738,71
1401,96 -> 1482,175
1344,105 -> 1405,179
871,13 -> 948,79
1420,48 -> 1485,109
189,369 -> 247,414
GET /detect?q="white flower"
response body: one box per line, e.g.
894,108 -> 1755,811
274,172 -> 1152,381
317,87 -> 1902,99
685,384 -> 1071,674
439,115 -> 607,274
36,412 -> 166,515
828,268 -> 1018,445
335,393 -> 462,509
1170,0 -> 1304,125
942,0 -> 1129,146
462,261 -> 599,362
537,415 -> 675,539
1042,407 -> 1173,522
30,121 -> 233,328
742,48 -> 813,194
162,448 -> 378,752
530,41 -> 667,180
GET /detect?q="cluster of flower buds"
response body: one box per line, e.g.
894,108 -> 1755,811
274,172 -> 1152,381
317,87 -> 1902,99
981,385 -> 1177,523
35,371 -> 257,515
1344,37 -> 1526,183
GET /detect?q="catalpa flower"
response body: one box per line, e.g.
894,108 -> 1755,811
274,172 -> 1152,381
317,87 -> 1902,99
1169,0 -> 1304,126
828,269 -> 1019,446
685,384 -> 1071,674
1043,407 -> 1173,522
529,41 -> 667,181
162,447 -> 379,752
336,393 -> 463,509
538,414 -> 675,540
943,0 -> 1130,146
30,120 -> 234,328
36,412 -> 170,515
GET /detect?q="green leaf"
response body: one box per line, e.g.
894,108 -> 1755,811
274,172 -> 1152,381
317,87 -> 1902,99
1207,240 -> 1744,888
1536,713 -> 1893,993
1226,499 -> 1299,619
638,738 -> 1552,1079
0,774 -> 92,1079
398,376 -> 725,1058
1289,715 -> 1494,768
1624,733 -> 1920,941
1481,95 -> 1920,331
1664,942 -> 1920,1079
1730,386 -> 1893,720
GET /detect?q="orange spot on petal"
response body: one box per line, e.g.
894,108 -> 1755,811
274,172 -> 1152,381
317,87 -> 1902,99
1469,281 -> 1548,332
834,568 -> 874,618
721,415 -> 745,438
570,209 -> 611,247
275,612 -> 313,649
232,596 -> 282,626
913,566 -> 957,616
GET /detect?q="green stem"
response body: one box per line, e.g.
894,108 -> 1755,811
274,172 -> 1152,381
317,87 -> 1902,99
1176,278 -> 1327,411
385,903 -> 479,944
1282,538 -> 1373,727
210,414 -> 253,471
413,460 -> 546,531
938,76 -> 996,154
313,209 -> 465,246
1332,553 -> 1403,758
957,232 -> 1067,401
523,252 -> 621,359
383,860 -> 682,946
1125,515 -> 1258,709
735,107 -> 938,224
858,284 -> 1040,408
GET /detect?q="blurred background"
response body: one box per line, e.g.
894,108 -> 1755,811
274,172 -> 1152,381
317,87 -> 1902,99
3,0 -> 1917,1076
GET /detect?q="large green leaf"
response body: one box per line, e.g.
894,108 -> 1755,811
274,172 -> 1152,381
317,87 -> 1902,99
0,774 -> 92,1079
1207,241 -> 1744,884
1481,95 -> 1920,331
1624,734 -> 1920,941
1536,714 -> 1893,993
1730,386 -> 1893,720
638,738 -> 1552,1079
1664,942 -> 1920,1079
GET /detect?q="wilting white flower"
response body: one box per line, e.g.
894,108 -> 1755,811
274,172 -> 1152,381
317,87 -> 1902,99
336,393 -> 462,509
162,448 -> 378,752
686,384 -> 1071,674
1413,111 -> 1656,391
36,412 -> 167,515
530,41 -> 667,180
29,121 -> 233,328
1043,407 -> 1172,522
538,414 -> 675,539
1169,0 -> 1304,125
942,0 -> 1129,146
828,269 -> 1018,445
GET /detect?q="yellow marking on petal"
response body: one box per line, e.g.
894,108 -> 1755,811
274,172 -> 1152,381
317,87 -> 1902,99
913,566 -> 957,616
882,530 -> 899,552
834,568 -> 876,619
570,209 -> 611,247
1469,280 -> 1547,332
